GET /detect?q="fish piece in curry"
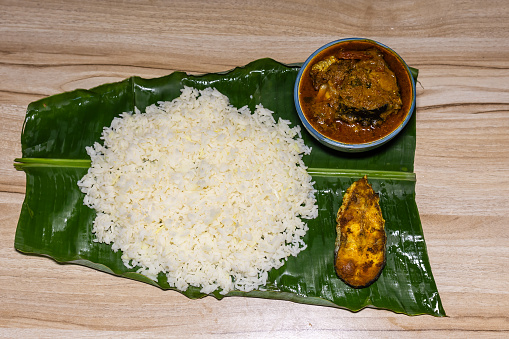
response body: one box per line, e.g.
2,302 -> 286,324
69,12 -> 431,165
309,48 -> 402,128
335,176 -> 386,288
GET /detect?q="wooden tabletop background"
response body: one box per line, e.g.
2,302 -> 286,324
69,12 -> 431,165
1,0 -> 508,337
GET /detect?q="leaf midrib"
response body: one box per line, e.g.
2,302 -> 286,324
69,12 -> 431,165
14,158 -> 416,181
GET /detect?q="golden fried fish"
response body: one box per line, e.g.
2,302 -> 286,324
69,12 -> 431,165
335,176 -> 386,288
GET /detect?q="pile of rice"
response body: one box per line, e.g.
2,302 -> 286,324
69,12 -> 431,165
78,86 -> 318,294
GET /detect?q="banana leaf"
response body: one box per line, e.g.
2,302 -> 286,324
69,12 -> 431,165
14,58 -> 445,316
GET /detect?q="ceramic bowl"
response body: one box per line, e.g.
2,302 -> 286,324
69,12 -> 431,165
294,38 -> 416,152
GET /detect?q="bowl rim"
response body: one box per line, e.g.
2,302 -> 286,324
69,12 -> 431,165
294,38 -> 416,152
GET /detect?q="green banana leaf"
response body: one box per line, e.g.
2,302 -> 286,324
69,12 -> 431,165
14,58 -> 445,316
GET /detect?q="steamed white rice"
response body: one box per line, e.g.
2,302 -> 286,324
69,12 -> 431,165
78,86 -> 318,294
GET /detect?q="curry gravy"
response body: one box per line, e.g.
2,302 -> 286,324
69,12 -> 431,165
299,41 -> 413,144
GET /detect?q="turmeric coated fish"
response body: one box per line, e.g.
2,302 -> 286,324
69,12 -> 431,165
335,176 -> 386,288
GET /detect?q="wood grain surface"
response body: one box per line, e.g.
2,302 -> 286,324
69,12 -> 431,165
1,0 -> 508,337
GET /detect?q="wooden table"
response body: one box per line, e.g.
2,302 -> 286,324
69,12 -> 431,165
1,0 -> 508,337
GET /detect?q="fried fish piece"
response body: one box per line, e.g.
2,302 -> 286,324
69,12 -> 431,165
334,176 -> 386,288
